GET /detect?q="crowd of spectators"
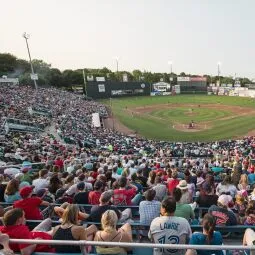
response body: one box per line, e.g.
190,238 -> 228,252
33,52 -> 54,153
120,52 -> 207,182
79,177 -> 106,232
0,85 -> 255,254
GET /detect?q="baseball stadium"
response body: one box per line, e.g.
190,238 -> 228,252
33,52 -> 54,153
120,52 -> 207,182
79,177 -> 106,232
2,1 -> 255,254
88,79 -> 255,142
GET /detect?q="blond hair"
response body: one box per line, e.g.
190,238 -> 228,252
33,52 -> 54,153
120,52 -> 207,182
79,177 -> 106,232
122,168 -> 130,178
239,174 -> 248,185
62,204 -> 79,225
101,210 -> 118,233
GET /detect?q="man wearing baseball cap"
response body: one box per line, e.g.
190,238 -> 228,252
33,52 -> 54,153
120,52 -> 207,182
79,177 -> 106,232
13,186 -> 51,220
208,194 -> 237,225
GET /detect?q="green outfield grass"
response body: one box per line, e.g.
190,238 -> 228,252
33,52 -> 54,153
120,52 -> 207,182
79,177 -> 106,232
101,95 -> 255,142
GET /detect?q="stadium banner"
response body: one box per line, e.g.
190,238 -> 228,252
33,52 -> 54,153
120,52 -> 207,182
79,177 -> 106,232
30,73 -> 38,80
98,84 -> 105,93
151,82 -> 171,96
177,77 -> 190,82
123,74 -> 128,82
96,77 -> 105,82
87,75 -> 94,81
0,78 -> 19,85
190,77 -> 206,82
174,85 -> 180,94
92,113 -> 101,128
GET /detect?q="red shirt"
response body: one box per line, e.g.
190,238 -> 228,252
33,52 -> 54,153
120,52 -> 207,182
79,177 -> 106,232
167,179 -> 179,193
88,191 -> 101,205
14,197 -> 42,220
154,169 -> 165,175
113,188 -> 136,205
250,165 -> 255,173
54,159 -> 64,169
91,171 -> 98,180
0,225 -> 54,252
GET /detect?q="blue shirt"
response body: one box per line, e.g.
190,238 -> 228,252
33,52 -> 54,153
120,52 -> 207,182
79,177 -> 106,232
248,173 -> 255,185
189,231 -> 223,255
139,200 -> 161,225
84,162 -> 93,170
4,192 -> 21,203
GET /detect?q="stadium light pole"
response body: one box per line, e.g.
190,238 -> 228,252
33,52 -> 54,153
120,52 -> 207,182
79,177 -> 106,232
82,69 -> 87,96
114,57 -> 119,82
23,32 -> 38,90
114,57 -> 119,72
168,61 -> 173,74
217,61 -> 221,86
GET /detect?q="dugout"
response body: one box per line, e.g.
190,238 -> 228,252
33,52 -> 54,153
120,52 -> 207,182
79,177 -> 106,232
177,77 -> 207,94
86,81 -> 150,99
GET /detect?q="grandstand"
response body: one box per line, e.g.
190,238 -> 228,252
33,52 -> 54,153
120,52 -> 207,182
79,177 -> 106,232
0,84 -> 255,255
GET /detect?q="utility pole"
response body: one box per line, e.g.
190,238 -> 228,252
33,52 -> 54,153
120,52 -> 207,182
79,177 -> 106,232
23,32 -> 38,90
82,69 -> 87,96
217,62 -> 221,86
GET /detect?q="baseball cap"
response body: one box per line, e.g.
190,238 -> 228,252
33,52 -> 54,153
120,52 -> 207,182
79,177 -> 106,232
218,194 -> 232,207
20,186 -> 34,198
37,188 -> 48,198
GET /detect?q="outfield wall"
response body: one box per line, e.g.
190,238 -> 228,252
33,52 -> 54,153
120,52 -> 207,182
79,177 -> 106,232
178,77 -> 207,94
86,81 -> 150,99
210,86 -> 255,98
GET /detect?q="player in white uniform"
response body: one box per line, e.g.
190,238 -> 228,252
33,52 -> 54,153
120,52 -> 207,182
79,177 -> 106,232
149,197 -> 192,255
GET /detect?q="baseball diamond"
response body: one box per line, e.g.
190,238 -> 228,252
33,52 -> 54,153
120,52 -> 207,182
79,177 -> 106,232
102,95 -> 255,142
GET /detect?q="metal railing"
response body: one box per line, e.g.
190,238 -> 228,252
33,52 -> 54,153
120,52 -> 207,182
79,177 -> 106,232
0,162 -> 45,170
8,239 -> 255,255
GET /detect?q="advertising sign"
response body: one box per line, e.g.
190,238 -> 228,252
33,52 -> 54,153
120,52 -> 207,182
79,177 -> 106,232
190,77 -> 207,82
30,74 -> 38,80
177,77 -> 190,82
152,82 -> 171,92
98,84 -> 105,93
123,74 -> 128,82
96,77 -> 105,82
174,85 -> 180,94
87,75 -> 94,81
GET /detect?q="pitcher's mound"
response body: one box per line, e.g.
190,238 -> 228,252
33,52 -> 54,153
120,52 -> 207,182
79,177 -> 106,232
172,123 -> 211,132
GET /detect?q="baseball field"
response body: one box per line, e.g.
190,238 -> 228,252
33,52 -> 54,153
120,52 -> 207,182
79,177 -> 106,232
102,95 -> 255,142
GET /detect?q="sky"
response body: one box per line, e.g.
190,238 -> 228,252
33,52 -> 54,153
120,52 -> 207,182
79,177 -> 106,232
1,0 -> 255,78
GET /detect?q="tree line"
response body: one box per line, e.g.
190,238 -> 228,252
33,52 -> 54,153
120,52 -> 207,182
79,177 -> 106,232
0,53 -> 252,87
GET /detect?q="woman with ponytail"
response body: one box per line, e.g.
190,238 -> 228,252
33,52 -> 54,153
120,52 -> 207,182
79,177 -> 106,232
186,213 -> 223,255
94,210 -> 132,254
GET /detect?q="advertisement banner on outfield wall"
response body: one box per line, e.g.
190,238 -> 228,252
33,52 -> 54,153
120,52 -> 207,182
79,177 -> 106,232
151,82 -> 171,96
174,85 -> 180,94
150,92 -> 172,96
190,77 -> 207,82
177,77 -> 190,82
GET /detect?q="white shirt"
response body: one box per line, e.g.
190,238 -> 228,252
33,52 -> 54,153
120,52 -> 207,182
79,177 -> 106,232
149,216 -> 192,255
66,165 -> 74,174
112,172 -> 121,180
32,178 -> 49,193
4,168 -> 20,177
